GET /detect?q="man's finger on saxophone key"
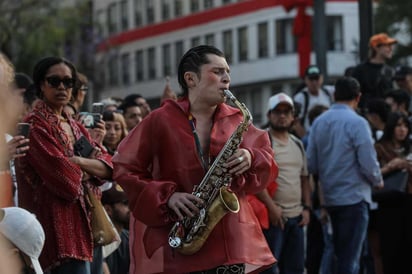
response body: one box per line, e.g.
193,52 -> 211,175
225,150 -> 244,167
168,192 -> 204,219
224,149 -> 251,174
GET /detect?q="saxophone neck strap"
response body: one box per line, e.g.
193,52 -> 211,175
188,114 -> 210,171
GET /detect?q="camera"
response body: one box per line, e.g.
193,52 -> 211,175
79,112 -> 101,128
92,102 -> 104,114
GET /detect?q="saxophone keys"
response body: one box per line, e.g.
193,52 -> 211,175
214,168 -> 223,176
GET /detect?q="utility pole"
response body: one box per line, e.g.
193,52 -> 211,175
358,0 -> 373,63
313,0 -> 328,80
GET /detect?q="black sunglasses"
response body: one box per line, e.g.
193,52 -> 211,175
45,76 -> 75,89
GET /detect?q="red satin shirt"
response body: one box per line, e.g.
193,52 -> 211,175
113,98 -> 278,274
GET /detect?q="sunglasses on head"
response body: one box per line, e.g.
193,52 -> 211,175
45,76 -> 75,89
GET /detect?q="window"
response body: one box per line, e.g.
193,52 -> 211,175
162,44 -> 171,77
174,0 -> 183,17
94,59 -> 106,89
258,22 -> 268,58
148,47 -> 156,80
327,16 -> 343,51
223,30 -> 233,64
190,0 -> 200,13
161,0 -> 171,20
107,3 -> 117,35
146,0 -> 154,24
204,0 -> 214,9
191,36 -> 201,47
120,1 -> 128,31
108,53 -> 119,86
95,9 -> 105,40
275,19 -> 297,54
238,26 -> 248,62
175,41 -> 184,70
222,0 -> 232,4
135,50 -> 144,81
250,87 -> 263,124
121,53 -> 130,85
134,0 -> 143,27
205,33 -> 215,46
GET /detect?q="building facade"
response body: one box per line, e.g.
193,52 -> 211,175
94,0 -> 359,125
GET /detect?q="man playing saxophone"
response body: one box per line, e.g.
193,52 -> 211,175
112,45 -> 278,274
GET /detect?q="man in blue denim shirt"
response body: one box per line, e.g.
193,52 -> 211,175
306,77 -> 383,274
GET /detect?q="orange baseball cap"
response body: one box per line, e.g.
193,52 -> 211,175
369,33 -> 397,48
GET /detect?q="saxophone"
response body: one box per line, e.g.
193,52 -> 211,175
168,89 -> 252,255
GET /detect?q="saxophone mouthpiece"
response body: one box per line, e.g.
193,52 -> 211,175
224,89 -> 234,100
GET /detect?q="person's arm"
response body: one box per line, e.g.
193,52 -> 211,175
102,262 -> 111,274
88,119 -> 106,146
0,135 -> 14,207
382,157 -> 409,175
112,116 -> 180,227
306,123 -> 319,176
355,120 -> 384,187
70,153 -> 112,179
0,170 -> 14,207
316,179 -> 330,224
299,175 -> 311,226
73,123 -> 113,181
256,189 -> 283,229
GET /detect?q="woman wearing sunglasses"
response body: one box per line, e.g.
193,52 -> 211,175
15,57 -> 113,274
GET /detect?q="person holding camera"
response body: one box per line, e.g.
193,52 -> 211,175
15,56 -> 113,274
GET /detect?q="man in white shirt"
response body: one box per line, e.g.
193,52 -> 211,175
293,65 -> 334,136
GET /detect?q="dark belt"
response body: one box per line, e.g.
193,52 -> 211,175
190,263 -> 245,274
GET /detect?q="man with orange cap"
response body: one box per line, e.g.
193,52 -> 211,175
351,33 -> 397,111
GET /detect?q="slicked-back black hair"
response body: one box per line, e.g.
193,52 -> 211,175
177,45 -> 225,97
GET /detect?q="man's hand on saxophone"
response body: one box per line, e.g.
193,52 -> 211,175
167,192 -> 204,220
224,148 -> 252,175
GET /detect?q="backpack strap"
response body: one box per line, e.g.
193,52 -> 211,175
299,87 -> 332,126
301,90 -> 309,124
321,86 -> 333,103
267,130 -> 305,158
289,134 -> 305,158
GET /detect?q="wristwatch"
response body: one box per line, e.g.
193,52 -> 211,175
302,204 -> 312,211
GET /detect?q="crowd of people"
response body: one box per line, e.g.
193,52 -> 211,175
278,32 -> 411,274
0,52 -> 154,274
0,31 -> 410,274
